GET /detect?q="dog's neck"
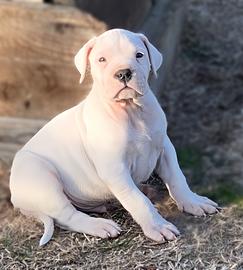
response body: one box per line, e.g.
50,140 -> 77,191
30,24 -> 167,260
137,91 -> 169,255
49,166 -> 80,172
84,85 -> 148,125
84,86 -> 151,141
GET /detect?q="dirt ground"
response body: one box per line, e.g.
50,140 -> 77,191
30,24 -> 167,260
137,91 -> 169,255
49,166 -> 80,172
1,0 -> 243,269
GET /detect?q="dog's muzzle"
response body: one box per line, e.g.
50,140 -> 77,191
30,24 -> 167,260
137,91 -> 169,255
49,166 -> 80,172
114,87 -> 143,101
113,68 -> 144,104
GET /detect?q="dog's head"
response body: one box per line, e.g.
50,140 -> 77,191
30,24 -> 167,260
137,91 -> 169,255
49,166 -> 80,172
74,29 -> 162,104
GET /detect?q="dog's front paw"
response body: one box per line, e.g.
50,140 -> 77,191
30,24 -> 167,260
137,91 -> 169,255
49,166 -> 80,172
87,217 -> 121,239
174,191 -> 218,216
142,216 -> 180,242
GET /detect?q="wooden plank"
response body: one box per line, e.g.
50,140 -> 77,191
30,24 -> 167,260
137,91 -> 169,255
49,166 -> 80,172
140,0 -> 187,98
0,142 -> 21,165
52,0 -> 152,30
0,117 -> 46,145
0,117 -> 46,164
0,1 -> 106,118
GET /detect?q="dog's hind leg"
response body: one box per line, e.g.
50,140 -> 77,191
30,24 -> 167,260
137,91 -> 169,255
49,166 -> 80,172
10,151 -> 121,245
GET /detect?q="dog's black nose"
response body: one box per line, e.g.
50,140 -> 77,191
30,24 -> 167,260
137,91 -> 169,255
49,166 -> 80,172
115,69 -> 132,82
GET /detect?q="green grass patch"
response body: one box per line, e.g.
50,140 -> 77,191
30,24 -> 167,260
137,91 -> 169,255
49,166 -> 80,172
0,234 -> 13,250
177,147 -> 202,170
201,183 -> 243,207
177,147 -> 243,208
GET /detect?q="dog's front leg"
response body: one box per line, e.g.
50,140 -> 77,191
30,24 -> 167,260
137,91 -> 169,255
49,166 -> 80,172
102,168 -> 180,242
156,135 -> 218,216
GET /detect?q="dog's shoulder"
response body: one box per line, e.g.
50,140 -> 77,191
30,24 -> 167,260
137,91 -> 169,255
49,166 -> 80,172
22,104 -> 84,152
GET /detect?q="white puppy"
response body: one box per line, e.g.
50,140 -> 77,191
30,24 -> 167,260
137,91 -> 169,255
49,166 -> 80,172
10,29 -> 218,246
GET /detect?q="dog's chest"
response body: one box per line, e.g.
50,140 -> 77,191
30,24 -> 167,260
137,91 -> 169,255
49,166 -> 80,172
125,107 -> 165,183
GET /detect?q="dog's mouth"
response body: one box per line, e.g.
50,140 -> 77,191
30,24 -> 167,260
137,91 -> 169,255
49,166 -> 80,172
113,86 -> 143,102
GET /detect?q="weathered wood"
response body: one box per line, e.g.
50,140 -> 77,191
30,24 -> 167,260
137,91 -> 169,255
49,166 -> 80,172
0,142 -> 21,165
0,1 -> 106,118
0,117 -> 46,145
0,117 -> 46,164
52,0 -> 152,30
140,0 -> 187,98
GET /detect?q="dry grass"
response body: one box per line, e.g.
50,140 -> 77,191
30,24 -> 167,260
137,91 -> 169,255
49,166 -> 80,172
0,176 -> 243,270
1,165 -> 243,269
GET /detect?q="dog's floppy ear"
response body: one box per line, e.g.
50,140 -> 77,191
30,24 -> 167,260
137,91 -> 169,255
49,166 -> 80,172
74,37 -> 96,84
138,34 -> 163,78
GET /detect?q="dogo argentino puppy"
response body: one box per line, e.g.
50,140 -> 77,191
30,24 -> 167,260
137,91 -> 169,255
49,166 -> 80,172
10,29 -> 218,246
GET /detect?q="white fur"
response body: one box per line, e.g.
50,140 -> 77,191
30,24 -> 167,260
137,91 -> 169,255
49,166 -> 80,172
10,29 -> 218,245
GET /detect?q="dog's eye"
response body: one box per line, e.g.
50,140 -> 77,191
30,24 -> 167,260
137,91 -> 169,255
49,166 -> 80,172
136,52 -> 144,59
99,57 -> 106,62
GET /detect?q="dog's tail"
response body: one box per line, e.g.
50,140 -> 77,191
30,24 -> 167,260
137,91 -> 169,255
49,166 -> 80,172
39,214 -> 54,246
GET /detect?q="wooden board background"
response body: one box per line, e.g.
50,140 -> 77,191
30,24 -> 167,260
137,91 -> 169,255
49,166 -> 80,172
0,1 -> 106,118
